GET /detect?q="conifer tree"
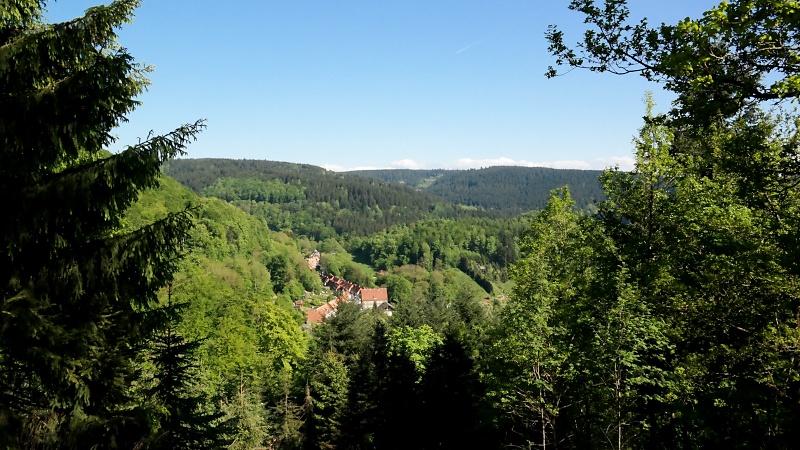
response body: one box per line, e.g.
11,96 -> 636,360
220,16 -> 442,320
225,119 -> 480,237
1,1 -> 204,446
148,286 -> 230,449
420,333 -> 492,450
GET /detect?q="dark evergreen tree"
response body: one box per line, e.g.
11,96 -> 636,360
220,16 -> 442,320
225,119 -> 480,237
305,349 -> 349,449
420,333 -> 495,450
369,320 -> 420,450
303,302 -> 376,449
1,1 -> 203,446
148,287 -> 230,449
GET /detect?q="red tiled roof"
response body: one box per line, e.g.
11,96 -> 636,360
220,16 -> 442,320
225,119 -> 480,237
307,309 -> 324,323
359,288 -> 388,301
307,298 -> 342,323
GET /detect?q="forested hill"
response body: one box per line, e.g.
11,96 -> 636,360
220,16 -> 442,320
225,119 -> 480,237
165,159 -> 606,220
163,158 -> 496,239
349,166 -> 605,214
347,169 -> 448,188
163,159 -> 330,192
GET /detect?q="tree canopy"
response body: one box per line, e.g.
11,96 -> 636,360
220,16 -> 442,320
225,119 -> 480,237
9,0 -> 800,448
1,1 -> 208,446
546,0 -> 800,121
517,1 -> 800,446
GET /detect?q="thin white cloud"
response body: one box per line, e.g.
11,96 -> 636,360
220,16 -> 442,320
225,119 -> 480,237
447,157 -> 590,170
448,157 -> 522,168
321,163 -> 346,172
322,163 -> 388,172
391,159 -> 425,169
323,156 -> 635,172
446,156 -> 635,171
596,156 -> 635,171
531,160 -> 593,170
456,38 -> 486,54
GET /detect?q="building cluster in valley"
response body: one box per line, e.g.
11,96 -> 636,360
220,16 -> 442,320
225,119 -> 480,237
304,251 -> 394,324
306,250 -> 321,270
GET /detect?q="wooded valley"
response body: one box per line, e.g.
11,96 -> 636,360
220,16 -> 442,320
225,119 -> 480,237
4,0 -> 800,449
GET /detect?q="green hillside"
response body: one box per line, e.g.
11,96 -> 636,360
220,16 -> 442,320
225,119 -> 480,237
350,165 -> 605,214
347,168 -> 449,188
15,0 -> 800,447
124,175 -> 319,446
163,159 -> 499,239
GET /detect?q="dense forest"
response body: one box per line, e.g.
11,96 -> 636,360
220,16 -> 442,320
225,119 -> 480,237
163,159 -> 506,239
5,1 -> 800,449
344,169 -> 447,188
351,166 -> 605,214
165,159 -> 605,223
162,161 -> 532,291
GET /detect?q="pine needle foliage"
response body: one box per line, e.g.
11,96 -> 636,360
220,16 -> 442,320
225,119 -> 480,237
1,1 -> 204,447
147,287 -> 230,449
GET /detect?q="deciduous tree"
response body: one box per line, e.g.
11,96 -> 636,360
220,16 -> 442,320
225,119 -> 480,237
546,0 -> 800,122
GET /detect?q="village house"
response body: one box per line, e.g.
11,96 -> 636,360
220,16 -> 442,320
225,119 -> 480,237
306,271 -> 394,323
306,250 -> 320,270
358,287 -> 389,310
306,296 -> 344,324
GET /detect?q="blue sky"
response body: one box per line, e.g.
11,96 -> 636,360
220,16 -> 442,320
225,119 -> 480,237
47,1 -> 717,171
